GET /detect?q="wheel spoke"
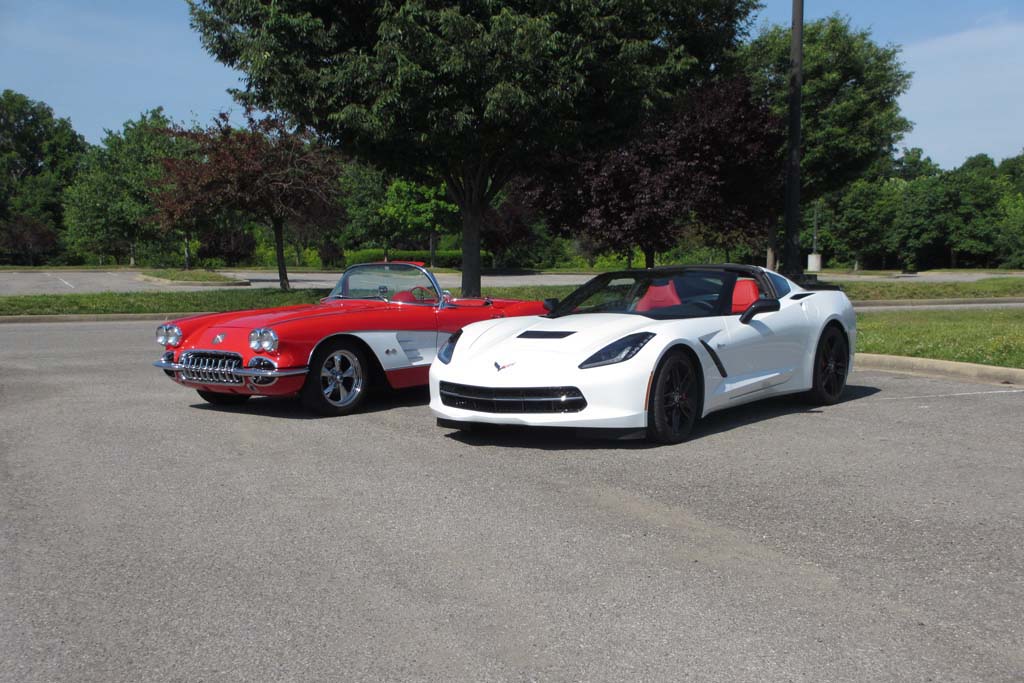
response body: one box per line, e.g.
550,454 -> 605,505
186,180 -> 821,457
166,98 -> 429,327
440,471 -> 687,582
322,380 -> 337,399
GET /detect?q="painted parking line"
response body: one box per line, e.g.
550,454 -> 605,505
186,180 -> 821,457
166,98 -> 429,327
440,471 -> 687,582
46,273 -> 76,289
879,389 -> 1024,401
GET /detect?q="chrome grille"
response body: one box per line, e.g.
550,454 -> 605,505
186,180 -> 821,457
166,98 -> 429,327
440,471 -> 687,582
179,351 -> 244,385
439,382 -> 587,414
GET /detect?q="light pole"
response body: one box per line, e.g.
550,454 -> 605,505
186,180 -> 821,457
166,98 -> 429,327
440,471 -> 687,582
782,0 -> 804,279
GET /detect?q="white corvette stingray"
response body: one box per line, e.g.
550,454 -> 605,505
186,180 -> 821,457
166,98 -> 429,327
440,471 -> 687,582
429,265 -> 856,443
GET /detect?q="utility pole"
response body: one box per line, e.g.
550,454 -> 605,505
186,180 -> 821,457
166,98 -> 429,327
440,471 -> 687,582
782,0 -> 804,279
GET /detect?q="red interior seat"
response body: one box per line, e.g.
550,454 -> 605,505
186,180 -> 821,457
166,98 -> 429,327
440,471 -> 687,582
635,281 -> 682,312
390,291 -> 417,303
731,280 -> 760,314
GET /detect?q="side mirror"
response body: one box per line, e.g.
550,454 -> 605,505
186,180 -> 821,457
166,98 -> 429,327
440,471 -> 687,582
739,298 -> 780,324
543,298 -> 560,312
441,290 -> 454,304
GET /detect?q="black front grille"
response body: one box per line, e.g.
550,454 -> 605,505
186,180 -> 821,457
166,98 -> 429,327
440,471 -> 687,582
439,381 -> 587,414
179,351 -> 244,385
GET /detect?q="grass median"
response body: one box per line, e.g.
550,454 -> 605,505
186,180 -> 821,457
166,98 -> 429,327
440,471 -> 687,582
856,309 -> 1024,369
141,269 -> 239,283
838,277 -> 1024,301
0,286 -> 577,316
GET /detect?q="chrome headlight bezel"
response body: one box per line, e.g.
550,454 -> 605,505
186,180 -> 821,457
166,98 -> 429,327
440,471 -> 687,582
157,324 -> 183,347
579,332 -> 655,369
248,327 -> 279,353
437,329 -> 462,364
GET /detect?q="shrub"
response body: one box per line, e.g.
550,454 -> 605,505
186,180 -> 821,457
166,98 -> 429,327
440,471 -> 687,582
344,249 -> 491,269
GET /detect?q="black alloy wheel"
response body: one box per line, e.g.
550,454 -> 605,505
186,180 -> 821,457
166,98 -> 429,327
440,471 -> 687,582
647,350 -> 700,444
807,326 -> 849,405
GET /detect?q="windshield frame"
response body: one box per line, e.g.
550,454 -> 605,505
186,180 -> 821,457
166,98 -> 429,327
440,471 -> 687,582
327,262 -> 444,306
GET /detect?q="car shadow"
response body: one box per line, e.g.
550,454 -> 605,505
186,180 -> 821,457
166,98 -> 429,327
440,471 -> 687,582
443,383 -> 881,450
188,386 -> 431,420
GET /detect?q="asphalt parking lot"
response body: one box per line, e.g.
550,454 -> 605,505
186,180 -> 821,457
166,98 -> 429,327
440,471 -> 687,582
2,321 -> 1023,681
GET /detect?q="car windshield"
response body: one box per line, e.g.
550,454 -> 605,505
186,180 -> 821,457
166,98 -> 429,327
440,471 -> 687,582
548,269 -> 736,319
327,263 -> 439,304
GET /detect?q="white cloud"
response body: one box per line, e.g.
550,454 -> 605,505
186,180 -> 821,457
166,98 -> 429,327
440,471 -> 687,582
898,21 -> 1024,168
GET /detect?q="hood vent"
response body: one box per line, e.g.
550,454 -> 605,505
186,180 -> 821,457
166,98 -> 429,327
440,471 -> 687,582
517,331 -> 576,339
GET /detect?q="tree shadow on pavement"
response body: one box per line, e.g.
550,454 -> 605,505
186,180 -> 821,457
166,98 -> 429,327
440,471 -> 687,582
443,383 -> 881,451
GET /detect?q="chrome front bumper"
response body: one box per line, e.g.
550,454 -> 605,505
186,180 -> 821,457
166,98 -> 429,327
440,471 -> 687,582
153,359 -> 308,378
155,349 -> 308,386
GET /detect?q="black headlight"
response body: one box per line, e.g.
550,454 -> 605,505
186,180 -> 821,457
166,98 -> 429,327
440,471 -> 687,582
579,333 -> 655,369
437,329 -> 463,364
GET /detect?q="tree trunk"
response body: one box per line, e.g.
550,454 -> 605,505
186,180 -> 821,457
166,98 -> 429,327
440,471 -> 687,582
183,234 -> 192,270
129,241 -> 136,267
643,246 -> 655,269
460,204 -> 483,297
766,231 -> 777,270
429,230 -> 437,268
272,217 -> 291,291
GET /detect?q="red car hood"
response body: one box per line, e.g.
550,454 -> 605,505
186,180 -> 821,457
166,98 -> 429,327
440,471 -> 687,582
215,299 -> 389,329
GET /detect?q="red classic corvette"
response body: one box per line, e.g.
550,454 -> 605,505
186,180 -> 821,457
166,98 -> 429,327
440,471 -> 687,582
154,262 -> 545,415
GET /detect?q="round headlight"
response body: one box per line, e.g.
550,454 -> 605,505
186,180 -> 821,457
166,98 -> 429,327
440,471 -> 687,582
155,325 -> 168,345
166,325 -> 183,347
249,328 -> 278,353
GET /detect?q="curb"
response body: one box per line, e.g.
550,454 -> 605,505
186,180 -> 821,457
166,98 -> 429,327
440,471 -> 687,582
853,297 -> 1024,308
0,312 -> 211,324
856,353 -> 1024,386
137,274 -> 250,287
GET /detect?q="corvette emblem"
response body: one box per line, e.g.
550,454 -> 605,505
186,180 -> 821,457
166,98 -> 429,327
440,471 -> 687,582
212,333 -> 226,345
494,361 -> 515,372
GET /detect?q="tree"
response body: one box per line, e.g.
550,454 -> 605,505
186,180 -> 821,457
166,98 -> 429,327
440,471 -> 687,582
892,147 -> 941,181
522,78 -> 783,267
742,15 -> 912,205
154,112 -> 344,290
0,89 -> 86,263
997,151 -> 1024,195
379,180 -> 458,265
190,0 -> 759,295
64,110 -> 178,265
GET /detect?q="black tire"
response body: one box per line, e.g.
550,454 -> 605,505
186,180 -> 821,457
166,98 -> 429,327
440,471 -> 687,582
301,339 -> 370,416
196,390 -> 250,406
806,325 -> 849,405
646,350 -> 700,444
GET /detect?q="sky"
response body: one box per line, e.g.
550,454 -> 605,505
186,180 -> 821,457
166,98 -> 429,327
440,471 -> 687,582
1,1 -> 1022,170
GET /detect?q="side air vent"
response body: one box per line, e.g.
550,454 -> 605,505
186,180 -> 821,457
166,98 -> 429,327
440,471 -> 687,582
517,331 -> 576,339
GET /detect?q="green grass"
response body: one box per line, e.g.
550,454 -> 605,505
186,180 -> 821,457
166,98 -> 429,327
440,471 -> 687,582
856,310 -> 1024,369
0,285 -> 573,316
835,277 -> 1024,301
141,269 -> 238,283
0,289 -> 329,316
4,279 -> 1024,316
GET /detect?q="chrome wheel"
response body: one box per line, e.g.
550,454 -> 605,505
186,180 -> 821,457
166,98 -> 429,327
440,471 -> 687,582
301,340 -> 371,416
319,349 -> 364,408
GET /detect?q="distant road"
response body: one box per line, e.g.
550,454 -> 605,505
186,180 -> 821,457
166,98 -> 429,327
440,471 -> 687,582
0,269 -> 594,295
2,268 -> 1022,297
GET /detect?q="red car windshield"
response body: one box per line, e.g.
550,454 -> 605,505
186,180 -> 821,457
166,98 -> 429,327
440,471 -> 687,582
327,263 -> 440,304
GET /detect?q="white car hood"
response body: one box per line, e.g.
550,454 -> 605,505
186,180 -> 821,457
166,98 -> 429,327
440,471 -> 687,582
458,313 -> 657,364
